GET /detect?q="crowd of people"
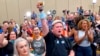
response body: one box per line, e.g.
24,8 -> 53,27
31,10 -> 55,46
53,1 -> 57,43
0,3 -> 100,56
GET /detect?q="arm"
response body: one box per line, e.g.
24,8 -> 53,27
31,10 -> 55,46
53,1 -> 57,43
37,3 -> 49,37
68,27 -> 74,37
74,31 -> 86,44
68,27 -> 76,37
68,50 -> 75,56
87,30 -> 93,43
41,18 -> 49,37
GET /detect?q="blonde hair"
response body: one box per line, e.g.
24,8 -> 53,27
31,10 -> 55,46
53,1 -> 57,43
54,16 -> 61,20
77,19 -> 91,30
13,37 -> 30,56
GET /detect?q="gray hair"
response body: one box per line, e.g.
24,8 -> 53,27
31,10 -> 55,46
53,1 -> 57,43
13,37 -> 30,56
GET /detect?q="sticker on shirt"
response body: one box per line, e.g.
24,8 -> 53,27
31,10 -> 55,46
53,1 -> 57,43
61,40 -> 65,44
56,40 -> 59,44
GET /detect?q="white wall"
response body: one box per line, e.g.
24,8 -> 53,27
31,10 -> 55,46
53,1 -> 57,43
0,0 -> 100,24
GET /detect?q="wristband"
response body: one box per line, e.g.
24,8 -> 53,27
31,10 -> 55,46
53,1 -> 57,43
39,11 -> 46,19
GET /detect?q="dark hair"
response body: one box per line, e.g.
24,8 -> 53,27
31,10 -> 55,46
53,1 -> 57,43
67,10 -> 70,14
0,25 -> 2,29
74,15 -> 84,25
32,25 -> 40,31
62,10 -> 70,15
18,25 -> 22,37
3,21 -> 9,24
7,30 -> 17,40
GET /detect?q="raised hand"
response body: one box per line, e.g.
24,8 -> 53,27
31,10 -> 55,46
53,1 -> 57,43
37,1 -> 44,12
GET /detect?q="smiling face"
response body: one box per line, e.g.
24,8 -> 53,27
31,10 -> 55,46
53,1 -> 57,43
52,22 -> 63,37
33,27 -> 40,36
16,40 -> 29,56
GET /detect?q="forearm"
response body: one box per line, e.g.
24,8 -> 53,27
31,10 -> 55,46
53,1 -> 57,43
41,19 -> 49,36
39,11 -> 49,36
68,28 -> 75,37
68,31 -> 73,37
74,31 -> 85,44
68,50 -> 75,56
76,37 -> 85,44
87,33 -> 93,42
86,30 -> 93,42
75,34 -> 85,44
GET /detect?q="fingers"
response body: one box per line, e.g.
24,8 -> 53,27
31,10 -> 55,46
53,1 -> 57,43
37,1 -> 44,12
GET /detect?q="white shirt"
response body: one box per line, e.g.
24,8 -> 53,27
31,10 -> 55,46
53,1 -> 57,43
78,30 -> 90,47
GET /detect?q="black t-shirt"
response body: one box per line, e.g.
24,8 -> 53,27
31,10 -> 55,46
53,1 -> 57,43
0,42 -> 13,56
44,31 -> 72,56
